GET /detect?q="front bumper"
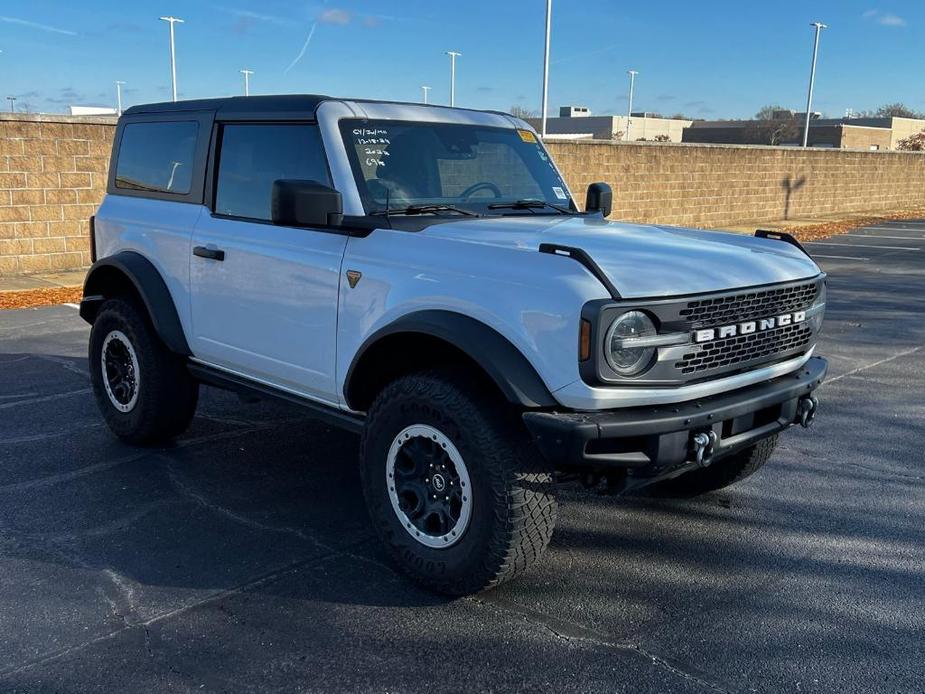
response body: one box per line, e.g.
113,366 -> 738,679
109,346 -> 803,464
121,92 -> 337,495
523,356 -> 827,475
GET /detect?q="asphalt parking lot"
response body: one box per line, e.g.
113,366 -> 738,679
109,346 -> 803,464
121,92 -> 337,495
0,220 -> 923,693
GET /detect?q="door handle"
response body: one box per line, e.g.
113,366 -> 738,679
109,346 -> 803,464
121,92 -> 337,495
193,246 -> 225,261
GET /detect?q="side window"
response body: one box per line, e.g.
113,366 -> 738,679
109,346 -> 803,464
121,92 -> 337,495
214,124 -> 331,222
115,121 -> 198,195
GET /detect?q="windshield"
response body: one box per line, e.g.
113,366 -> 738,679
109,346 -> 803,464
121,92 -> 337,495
340,119 -> 576,215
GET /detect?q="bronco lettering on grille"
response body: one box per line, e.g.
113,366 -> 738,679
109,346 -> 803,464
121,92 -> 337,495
693,311 -> 806,344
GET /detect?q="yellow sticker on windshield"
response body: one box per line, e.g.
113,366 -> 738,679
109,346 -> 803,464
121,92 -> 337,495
517,129 -> 537,143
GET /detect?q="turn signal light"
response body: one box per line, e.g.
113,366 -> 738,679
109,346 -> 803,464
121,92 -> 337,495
579,319 -> 592,361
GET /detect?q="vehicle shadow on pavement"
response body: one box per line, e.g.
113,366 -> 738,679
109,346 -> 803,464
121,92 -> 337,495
0,351 -> 457,609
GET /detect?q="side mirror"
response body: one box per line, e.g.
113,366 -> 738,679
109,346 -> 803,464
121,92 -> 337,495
272,180 -> 344,227
585,182 -> 613,218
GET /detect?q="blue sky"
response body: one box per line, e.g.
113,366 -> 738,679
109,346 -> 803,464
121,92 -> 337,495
1,1 -> 922,118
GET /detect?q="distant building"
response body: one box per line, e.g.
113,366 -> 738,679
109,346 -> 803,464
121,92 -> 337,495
770,109 -> 822,121
559,105 -> 591,118
683,115 -> 925,151
530,106 -> 693,143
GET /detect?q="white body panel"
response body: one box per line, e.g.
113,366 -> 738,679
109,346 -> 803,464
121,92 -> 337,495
336,227 -> 606,407
420,216 -> 819,299
93,195 -> 202,337
189,215 -> 347,404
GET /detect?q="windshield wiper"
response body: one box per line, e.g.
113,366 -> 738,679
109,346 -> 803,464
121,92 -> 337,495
370,204 -> 478,217
487,199 -> 573,214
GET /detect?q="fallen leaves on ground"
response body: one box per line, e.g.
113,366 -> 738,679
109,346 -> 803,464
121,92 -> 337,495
779,209 -> 925,243
0,286 -> 83,311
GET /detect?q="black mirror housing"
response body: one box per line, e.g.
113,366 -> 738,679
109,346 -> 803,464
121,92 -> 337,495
272,180 -> 344,227
585,182 -> 613,218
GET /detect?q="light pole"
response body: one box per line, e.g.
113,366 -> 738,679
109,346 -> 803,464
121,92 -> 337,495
446,51 -> 462,107
802,22 -> 827,148
625,70 -> 638,141
541,0 -> 552,137
240,69 -> 254,96
115,81 -> 125,116
159,16 -> 184,102
6,96 -> 16,113
421,85 -> 431,104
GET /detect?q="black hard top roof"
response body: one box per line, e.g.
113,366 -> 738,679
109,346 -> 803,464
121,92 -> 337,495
122,94 -> 331,117
121,95 -> 511,121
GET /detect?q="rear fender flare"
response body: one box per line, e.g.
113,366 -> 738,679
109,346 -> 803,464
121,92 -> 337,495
80,251 -> 190,355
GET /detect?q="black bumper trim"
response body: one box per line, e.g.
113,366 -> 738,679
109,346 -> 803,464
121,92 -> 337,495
523,356 -> 827,471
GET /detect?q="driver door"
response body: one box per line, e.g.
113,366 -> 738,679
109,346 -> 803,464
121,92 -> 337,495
189,122 -> 347,404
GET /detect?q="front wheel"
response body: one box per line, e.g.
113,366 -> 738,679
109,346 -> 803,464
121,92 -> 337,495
360,370 -> 557,595
89,297 -> 199,445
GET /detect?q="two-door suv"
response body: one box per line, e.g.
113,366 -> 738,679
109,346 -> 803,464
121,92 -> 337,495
81,95 -> 826,594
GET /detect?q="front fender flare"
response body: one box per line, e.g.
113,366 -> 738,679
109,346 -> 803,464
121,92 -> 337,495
344,310 -> 557,410
80,251 -> 190,355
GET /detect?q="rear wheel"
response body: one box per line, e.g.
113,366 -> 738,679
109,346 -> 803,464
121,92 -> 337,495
360,370 -> 557,595
89,297 -> 198,445
652,435 -> 778,498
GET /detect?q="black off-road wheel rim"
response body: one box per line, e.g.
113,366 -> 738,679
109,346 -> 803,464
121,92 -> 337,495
386,424 -> 472,548
100,329 -> 140,413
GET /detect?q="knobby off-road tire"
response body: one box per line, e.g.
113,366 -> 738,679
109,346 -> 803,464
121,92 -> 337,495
89,297 -> 198,445
653,434 -> 778,498
360,370 -> 557,595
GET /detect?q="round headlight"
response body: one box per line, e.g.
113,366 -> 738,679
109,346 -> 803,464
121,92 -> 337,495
605,311 -> 657,376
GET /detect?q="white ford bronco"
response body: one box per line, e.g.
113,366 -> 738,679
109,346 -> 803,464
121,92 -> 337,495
81,96 -> 826,595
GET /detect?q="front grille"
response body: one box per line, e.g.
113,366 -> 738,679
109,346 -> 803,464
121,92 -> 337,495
675,322 -> 813,375
680,281 -> 819,327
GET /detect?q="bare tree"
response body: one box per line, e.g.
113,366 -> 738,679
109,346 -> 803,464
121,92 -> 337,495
509,105 -> 538,119
744,117 -> 802,145
754,104 -> 789,120
876,103 -> 923,118
898,130 -> 925,151
856,103 -> 924,119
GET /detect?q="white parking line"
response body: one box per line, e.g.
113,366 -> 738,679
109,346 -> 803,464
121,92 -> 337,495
841,234 -> 925,241
812,254 -> 869,261
63,303 -> 80,309
862,226 -> 925,232
806,242 -> 919,251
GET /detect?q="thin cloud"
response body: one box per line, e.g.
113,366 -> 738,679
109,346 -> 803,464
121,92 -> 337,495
285,22 -> 318,74
863,9 -> 907,27
878,13 -> 907,26
319,9 -> 351,25
218,7 -> 297,27
0,15 -> 77,36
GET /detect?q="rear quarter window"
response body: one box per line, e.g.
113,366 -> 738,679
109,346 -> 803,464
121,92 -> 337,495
115,121 -> 199,195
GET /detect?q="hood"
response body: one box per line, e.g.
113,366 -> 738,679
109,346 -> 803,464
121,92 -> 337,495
423,215 -> 821,298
